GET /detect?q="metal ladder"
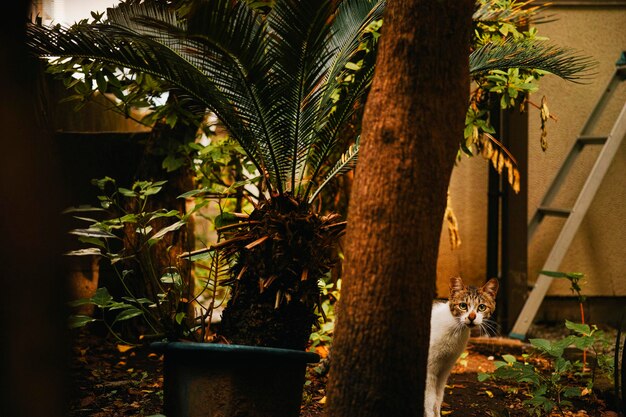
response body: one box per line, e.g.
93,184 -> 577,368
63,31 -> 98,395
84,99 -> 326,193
509,54 -> 626,340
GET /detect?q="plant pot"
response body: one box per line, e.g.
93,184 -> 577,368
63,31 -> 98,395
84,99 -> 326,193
151,342 -> 319,417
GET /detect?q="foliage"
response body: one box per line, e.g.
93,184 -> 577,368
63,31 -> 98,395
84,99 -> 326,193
541,270 -> 586,303
466,0 -> 594,193
28,0 -> 384,203
309,278 -> 341,353
29,0 -> 593,348
479,320 -> 613,417
65,177 -> 216,343
615,314 -> 626,415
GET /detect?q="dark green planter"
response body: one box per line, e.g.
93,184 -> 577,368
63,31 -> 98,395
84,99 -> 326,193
151,342 -> 319,417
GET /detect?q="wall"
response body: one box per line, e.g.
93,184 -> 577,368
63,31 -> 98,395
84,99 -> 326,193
436,1 -> 626,300
527,2 -> 626,297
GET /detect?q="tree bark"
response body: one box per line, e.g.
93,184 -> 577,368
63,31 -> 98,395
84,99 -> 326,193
326,1 -> 473,416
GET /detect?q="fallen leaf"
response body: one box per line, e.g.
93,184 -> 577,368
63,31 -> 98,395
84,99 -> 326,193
318,396 -> 327,404
116,344 -> 134,353
80,395 -> 96,407
442,411 -> 453,416
484,390 -> 494,398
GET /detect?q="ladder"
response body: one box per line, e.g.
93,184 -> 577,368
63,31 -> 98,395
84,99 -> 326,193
509,54 -> 626,340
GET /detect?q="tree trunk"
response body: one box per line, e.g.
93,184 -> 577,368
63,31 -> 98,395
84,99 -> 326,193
326,1 -> 473,416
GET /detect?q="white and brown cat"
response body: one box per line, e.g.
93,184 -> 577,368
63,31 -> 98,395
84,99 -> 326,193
424,277 -> 499,417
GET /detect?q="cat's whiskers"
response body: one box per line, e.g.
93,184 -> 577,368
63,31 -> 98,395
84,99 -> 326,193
478,318 -> 499,337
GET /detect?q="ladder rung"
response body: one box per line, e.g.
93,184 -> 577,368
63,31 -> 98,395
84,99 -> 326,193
537,206 -> 572,217
578,136 -> 608,145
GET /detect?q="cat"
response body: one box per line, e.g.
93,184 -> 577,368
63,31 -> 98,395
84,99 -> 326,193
424,276 -> 499,417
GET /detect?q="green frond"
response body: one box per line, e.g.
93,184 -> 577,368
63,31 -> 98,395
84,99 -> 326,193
264,0 -> 337,190
470,39 -> 597,82
308,138 -> 359,204
473,0 -> 547,24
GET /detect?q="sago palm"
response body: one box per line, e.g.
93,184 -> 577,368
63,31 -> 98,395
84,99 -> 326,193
28,0 -> 591,349
29,0 -> 384,349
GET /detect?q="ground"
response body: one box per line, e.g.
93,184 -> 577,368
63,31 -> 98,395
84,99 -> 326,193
68,327 -> 621,417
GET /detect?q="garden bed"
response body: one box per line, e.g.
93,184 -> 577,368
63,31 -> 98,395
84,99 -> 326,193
68,327 -> 620,417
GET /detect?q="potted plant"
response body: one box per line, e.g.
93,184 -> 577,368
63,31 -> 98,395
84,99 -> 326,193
30,0 -> 593,415
37,1 -> 384,415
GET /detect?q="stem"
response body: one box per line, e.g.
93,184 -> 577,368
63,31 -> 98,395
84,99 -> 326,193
580,301 -> 588,370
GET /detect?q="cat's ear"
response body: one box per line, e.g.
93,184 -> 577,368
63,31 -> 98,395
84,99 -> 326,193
481,278 -> 499,298
449,276 -> 465,295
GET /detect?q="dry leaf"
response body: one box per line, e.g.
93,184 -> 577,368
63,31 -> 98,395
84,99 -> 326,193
116,344 -> 134,353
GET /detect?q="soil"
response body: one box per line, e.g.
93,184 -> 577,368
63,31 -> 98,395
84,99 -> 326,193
68,328 -> 622,417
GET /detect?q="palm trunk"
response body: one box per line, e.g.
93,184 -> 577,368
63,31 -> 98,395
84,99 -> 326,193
326,1 -> 473,416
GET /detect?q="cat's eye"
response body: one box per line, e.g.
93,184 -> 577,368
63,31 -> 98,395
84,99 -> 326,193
458,302 -> 468,311
477,304 -> 486,312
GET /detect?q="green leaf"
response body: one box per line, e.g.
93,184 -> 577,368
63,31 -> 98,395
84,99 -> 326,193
529,338 -> 552,353
562,386 -> 582,398
68,314 -> 97,329
65,248 -> 102,256
175,312 -> 186,325
162,155 -> 184,172
160,271 -> 182,286
502,354 -> 517,364
565,320 -> 590,335
149,210 -> 181,222
77,236 -> 106,248
477,372 -> 491,382
113,307 -> 143,323
148,220 -> 186,245
91,287 -> 114,308
118,187 -> 137,197
68,298 -> 95,307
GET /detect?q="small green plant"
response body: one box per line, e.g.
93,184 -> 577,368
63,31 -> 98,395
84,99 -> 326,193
479,320 -> 613,416
309,278 -> 341,354
66,177 -> 202,343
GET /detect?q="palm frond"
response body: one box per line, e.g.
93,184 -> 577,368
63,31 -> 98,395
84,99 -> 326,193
470,39 -> 596,82
304,64 -> 375,200
265,0 -> 337,191
128,0 -> 286,193
300,0 -> 384,198
473,0 -> 546,24
308,137 -> 359,204
27,15 -> 273,181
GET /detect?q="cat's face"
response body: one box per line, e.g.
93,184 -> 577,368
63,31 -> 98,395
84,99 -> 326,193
448,277 -> 499,328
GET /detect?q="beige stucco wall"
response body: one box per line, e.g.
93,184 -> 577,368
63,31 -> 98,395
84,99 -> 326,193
527,4 -> 626,296
437,3 -> 626,298
436,157 -> 489,296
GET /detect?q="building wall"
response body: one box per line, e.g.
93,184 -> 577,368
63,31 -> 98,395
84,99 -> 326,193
527,3 -> 626,297
436,156 -> 489,296
437,1 -> 626,299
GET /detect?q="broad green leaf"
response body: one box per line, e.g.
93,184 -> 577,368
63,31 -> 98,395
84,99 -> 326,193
118,187 -> 137,197
565,320 -> 590,335
149,210 -> 181,222
477,372 -> 491,382
529,338 -> 552,353
68,314 -> 97,329
91,287 -> 114,308
77,236 -> 106,248
113,307 -> 143,323
68,298 -> 95,307
502,354 -> 517,364
148,220 -> 186,245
